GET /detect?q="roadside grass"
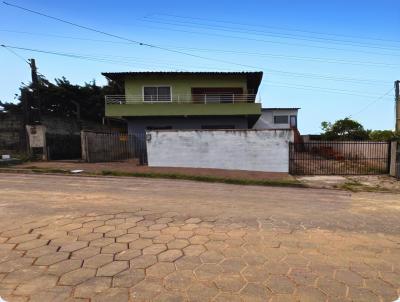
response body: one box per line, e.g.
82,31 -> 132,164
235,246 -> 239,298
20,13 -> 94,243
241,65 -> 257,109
100,170 -> 305,188
336,179 -> 391,193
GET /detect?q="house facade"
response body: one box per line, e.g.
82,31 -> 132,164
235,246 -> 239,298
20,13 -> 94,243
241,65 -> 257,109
102,71 -> 263,134
253,108 -> 299,130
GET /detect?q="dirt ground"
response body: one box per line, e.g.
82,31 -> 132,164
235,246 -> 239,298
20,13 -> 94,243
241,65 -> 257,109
298,175 -> 400,192
14,160 -> 292,180
0,173 -> 399,301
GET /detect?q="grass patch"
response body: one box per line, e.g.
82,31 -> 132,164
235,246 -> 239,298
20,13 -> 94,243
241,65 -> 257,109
100,170 -> 305,188
337,180 -> 390,193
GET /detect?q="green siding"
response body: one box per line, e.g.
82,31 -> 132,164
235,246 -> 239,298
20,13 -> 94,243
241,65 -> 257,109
105,74 -> 261,118
124,74 -> 248,98
106,103 -> 261,117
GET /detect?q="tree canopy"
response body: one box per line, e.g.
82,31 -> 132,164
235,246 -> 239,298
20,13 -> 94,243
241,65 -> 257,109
0,76 -> 123,122
321,118 -> 399,141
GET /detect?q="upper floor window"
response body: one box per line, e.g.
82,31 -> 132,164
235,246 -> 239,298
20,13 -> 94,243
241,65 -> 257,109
274,115 -> 289,124
143,86 -> 171,102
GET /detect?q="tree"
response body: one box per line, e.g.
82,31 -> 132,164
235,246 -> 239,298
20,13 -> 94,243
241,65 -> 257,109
0,75 -> 123,122
369,130 -> 400,141
321,118 -> 369,140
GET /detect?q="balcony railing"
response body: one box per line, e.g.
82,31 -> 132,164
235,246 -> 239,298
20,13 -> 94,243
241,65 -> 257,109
105,94 -> 260,105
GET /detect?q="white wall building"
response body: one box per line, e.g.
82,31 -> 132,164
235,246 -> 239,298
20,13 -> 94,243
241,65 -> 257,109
253,108 -> 299,130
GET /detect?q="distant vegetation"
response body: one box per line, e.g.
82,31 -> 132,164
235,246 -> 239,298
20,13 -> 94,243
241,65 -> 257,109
0,76 -> 122,122
321,118 -> 399,141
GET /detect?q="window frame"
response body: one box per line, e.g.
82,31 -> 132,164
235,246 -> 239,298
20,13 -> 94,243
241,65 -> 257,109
142,85 -> 172,102
273,115 -> 289,124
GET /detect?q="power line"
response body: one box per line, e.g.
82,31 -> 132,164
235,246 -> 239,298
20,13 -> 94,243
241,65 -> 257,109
149,13 -> 400,45
138,20 -> 400,57
1,44 -> 30,65
349,88 -> 395,117
2,44 -> 389,85
1,1 -> 264,71
2,29 -> 398,68
265,82 -> 392,98
142,17 -> 400,52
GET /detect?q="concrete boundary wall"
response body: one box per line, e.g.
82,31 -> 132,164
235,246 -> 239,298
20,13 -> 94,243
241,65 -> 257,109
146,129 -> 293,172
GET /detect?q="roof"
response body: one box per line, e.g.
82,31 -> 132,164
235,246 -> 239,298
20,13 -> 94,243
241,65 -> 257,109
102,71 -> 263,93
262,108 -> 300,111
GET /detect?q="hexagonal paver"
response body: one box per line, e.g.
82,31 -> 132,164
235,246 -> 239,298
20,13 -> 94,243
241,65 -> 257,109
105,229 -> 126,238
97,261 -> 129,276
113,268 -> 145,287
101,243 -> 127,254
130,255 -> 157,269
146,262 -> 175,278
219,258 -> 247,274
153,234 -> 174,244
200,250 -> 224,264
175,255 -> 202,270
296,286 -> 327,302
14,274 -> 58,295
59,268 -> 96,285
265,275 -> 296,294
167,239 -> 189,249
34,251 -> 70,266
71,246 -> 101,259
215,274 -> 246,292
59,241 -> 88,252
317,276 -> 347,298
158,249 -> 183,262
165,270 -> 195,290
15,239 -> 49,251
183,244 -> 206,256
129,238 -> 152,249
74,276 -> 112,298
240,283 -> 272,302
47,258 -> 83,276
130,279 -> 163,301
115,249 -> 141,261
84,254 -> 113,268
25,245 -> 58,258
187,281 -> 219,302
7,233 -> 38,244
116,233 -> 139,243
89,237 -> 115,248
92,287 -> 129,302
195,263 -> 223,281
142,244 -> 167,255
334,269 -> 364,287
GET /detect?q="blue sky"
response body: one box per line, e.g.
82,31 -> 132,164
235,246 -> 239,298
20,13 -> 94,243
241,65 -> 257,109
0,0 -> 399,133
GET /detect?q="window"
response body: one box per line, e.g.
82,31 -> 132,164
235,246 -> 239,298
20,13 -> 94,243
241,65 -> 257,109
274,115 -> 289,124
143,86 -> 171,102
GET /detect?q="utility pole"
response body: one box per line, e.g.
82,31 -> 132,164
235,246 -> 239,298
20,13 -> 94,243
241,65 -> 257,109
29,58 -> 41,125
396,80 -> 400,132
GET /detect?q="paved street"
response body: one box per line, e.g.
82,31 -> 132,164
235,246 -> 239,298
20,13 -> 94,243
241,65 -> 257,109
0,173 -> 399,301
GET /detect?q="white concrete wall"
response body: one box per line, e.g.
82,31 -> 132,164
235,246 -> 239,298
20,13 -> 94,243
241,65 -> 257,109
253,109 -> 298,129
146,129 -> 293,172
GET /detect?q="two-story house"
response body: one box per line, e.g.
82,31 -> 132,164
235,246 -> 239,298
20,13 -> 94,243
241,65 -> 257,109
102,71 -> 263,134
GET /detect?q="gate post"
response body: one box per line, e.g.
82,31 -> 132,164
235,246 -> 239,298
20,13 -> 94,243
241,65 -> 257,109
389,141 -> 397,177
81,131 -> 88,162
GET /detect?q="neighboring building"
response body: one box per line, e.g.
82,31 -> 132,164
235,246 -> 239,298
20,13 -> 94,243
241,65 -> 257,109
102,71 -> 263,134
253,108 -> 299,130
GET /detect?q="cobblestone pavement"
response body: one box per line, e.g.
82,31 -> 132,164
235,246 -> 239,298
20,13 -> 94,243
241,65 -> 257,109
0,173 -> 399,301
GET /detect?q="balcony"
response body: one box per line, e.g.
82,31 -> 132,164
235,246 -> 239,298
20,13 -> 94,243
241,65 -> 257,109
105,94 -> 260,104
105,94 -> 262,117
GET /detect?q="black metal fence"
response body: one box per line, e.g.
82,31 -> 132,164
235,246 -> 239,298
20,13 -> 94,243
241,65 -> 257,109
82,131 -> 147,164
289,141 -> 391,175
46,133 -> 81,160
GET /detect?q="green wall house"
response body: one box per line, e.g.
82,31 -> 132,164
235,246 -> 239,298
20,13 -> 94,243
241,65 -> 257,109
102,71 -> 263,134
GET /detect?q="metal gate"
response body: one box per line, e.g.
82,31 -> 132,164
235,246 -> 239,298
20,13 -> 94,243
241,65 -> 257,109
46,133 -> 81,160
82,131 -> 147,164
289,141 -> 391,175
